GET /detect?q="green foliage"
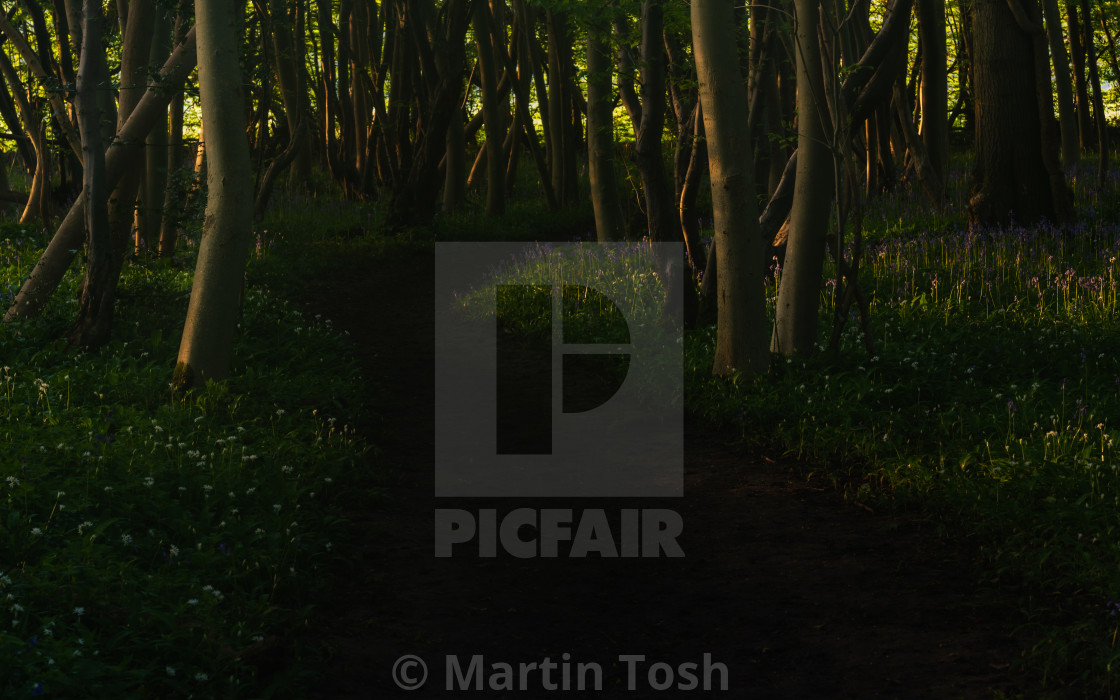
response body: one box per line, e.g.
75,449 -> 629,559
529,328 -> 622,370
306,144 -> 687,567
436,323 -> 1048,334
0,206 -> 368,696
687,162 -> 1120,695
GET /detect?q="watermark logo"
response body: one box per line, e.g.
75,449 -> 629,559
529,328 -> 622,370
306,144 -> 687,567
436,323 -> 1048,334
434,243 -> 683,498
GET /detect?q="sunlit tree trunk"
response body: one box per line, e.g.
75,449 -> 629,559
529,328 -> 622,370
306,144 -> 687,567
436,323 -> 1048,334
69,0 -> 113,348
693,0 -> 769,376
3,27 -> 197,323
771,0 -> 833,356
173,0 -> 254,390
1041,0 -> 1080,169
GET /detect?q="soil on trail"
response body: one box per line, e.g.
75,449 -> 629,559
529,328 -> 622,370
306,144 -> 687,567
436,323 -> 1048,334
296,241 -> 1023,699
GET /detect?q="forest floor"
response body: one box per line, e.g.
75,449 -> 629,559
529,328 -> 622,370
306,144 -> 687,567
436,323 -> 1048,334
293,240 -> 1028,699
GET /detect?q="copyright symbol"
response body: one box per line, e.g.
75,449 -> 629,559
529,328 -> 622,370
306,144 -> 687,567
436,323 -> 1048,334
392,654 -> 428,690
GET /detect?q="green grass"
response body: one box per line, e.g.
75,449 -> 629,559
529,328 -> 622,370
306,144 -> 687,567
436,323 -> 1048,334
441,157 -> 1120,693
687,160 -> 1120,693
5,152 -> 1120,695
0,219 -> 368,697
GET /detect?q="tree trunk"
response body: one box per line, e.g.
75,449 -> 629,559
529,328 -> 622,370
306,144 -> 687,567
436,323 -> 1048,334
110,0 -> 155,254
771,0 -> 833,357
443,101 -> 466,212
1081,0 -> 1108,186
546,10 -> 577,207
1041,0 -> 1080,169
968,0 -> 1071,227
586,9 -> 622,241
173,0 -> 254,390
159,1 -> 190,258
270,0 -> 313,187
137,8 -> 171,253
0,49 -> 49,228
69,0 -> 114,348
474,0 -> 505,216
693,0 -> 769,376
1066,0 -> 1095,151
916,0 -> 947,189
4,27 -> 197,323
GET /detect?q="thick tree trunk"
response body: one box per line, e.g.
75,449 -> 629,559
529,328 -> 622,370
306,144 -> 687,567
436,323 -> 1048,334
968,0 -> 1071,227
586,9 -> 622,241
771,0 -> 833,357
916,0 -> 947,189
173,0 -> 254,390
693,0 -> 769,376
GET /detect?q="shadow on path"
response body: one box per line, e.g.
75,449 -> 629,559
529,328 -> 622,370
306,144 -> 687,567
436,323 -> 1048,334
296,241 -> 1022,699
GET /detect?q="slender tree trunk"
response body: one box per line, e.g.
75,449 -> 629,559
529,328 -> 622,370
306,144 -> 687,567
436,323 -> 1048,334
586,8 -> 622,241
69,0 -> 113,348
173,0 -> 254,390
270,0 -> 312,186
137,8 -> 171,253
771,0 -> 833,356
4,27 -> 197,323
546,10 -> 577,207
693,0 -> 769,376
159,0 -> 189,258
679,103 -> 707,267
1041,0 -> 1080,169
1066,0 -> 1095,151
0,50 -> 49,228
474,0 -> 505,216
1081,0 -> 1108,185
443,101 -> 466,212
109,0 -> 155,252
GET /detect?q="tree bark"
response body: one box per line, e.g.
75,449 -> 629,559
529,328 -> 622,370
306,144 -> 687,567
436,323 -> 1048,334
771,0 -> 833,357
1041,0 -> 1080,169
693,0 -> 769,376
1066,0 -> 1095,151
474,0 -> 506,216
4,27 -> 197,323
1080,0 -> 1108,185
586,8 -> 622,241
916,0 -> 948,189
968,0 -> 1071,227
173,0 -> 254,390
69,0 -> 114,348
137,8 -> 171,253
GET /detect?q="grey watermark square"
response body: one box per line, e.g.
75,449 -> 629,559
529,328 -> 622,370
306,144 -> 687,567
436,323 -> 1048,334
435,242 -> 683,497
